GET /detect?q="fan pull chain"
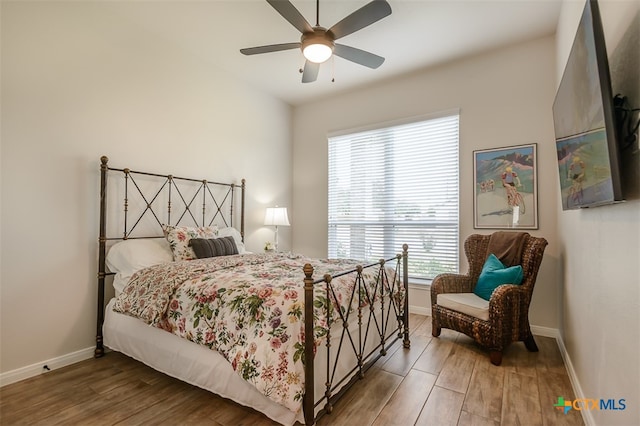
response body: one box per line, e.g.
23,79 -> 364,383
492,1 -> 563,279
331,56 -> 335,83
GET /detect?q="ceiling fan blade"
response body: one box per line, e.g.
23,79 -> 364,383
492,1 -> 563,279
334,44 -> 385,69
328,0 -> 392,40
266,0 -> 313,34
301,61 -> 320,83
240,42 -> 301,55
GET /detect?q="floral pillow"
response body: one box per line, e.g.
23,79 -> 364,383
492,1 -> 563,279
164,225 -> 219,261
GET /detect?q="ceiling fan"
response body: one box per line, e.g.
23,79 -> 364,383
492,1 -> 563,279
240,0 -> 392,83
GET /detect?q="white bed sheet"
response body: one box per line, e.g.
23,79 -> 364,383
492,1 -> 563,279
104,295 -> 400,425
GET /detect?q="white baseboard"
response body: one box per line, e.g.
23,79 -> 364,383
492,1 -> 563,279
0,346 -> 95,387
409,304 -> 431,316
553,333 -> 592,426
531,324 -> 559,338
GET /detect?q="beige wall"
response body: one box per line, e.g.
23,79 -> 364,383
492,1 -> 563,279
555,1 -> 639,425
292,36 -> 560,328
0,2 -> 292,375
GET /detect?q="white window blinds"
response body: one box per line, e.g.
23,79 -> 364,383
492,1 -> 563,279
328,112 -> 460,281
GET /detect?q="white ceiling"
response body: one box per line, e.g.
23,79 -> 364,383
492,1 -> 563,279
111,0 -> 562,106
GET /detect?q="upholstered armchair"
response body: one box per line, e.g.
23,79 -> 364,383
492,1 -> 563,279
431,232 -> 548,365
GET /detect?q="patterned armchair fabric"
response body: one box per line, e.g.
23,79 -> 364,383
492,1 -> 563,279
431,233 -> 548,365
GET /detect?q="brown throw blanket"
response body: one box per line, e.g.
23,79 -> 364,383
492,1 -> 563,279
487,231 -> 529,266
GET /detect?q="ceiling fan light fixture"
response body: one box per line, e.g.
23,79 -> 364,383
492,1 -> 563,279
301,30 -> 334,63
303,43 -> 333,63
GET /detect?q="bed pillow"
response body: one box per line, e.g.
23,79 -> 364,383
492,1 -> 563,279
217,226 -> 246,253
106,239 -> 174,293
473,253 -> 524,301
190,236 -> 239,259
164,225 -> 218,261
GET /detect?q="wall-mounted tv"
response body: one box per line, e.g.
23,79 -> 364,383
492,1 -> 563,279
552,0 -> 624,210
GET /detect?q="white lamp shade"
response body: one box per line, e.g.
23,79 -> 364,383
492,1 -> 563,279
264,207 -> 290,227
303,43 -> 333,63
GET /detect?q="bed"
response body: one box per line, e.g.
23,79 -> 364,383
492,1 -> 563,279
95,156 -> 410,425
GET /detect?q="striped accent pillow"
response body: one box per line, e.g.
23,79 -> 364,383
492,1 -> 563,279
189,236 -> 239,259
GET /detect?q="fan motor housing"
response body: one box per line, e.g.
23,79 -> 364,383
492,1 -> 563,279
301,27 -> 335,53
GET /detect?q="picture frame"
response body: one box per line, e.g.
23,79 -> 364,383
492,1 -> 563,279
473,143 -> 538,229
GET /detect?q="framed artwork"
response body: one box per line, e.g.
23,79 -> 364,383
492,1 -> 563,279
473,143 -> 538,229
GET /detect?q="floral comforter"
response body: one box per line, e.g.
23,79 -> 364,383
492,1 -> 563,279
113,252 -> 395,414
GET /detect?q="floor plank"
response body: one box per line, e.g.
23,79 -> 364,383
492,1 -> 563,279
501,371 -> 543,426
115,389 -> 221,425
415,385 -> 465,426
457,410 -> 500,426
502,342 -> 539,379
318,369 -> 402,426
380,333 -> 430,377
372,369 -> 437,426
435,344 -> 476,394
462,359 -> 504,422
537,372 -> 583,426
535,335 -> 570,377
412,333 -> 456,375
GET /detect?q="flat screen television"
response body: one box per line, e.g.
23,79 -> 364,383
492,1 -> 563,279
552,0 -> 624,210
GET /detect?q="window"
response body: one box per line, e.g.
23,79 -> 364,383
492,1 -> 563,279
328,111 -> 459,281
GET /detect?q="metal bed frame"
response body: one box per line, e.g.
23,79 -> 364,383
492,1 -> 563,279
95,156 -> 410,425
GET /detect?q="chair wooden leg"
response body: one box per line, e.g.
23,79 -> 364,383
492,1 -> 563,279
524,335 -> 539,352
432,326 -> 441,337
490,351 -> 502,366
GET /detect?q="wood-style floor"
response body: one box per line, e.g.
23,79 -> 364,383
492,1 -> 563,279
0,314 -> 583,426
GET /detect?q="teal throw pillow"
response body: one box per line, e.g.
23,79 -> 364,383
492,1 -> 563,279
473,253 -> 524,301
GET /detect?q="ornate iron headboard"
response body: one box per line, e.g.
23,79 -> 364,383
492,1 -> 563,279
95,155 -> 246,357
